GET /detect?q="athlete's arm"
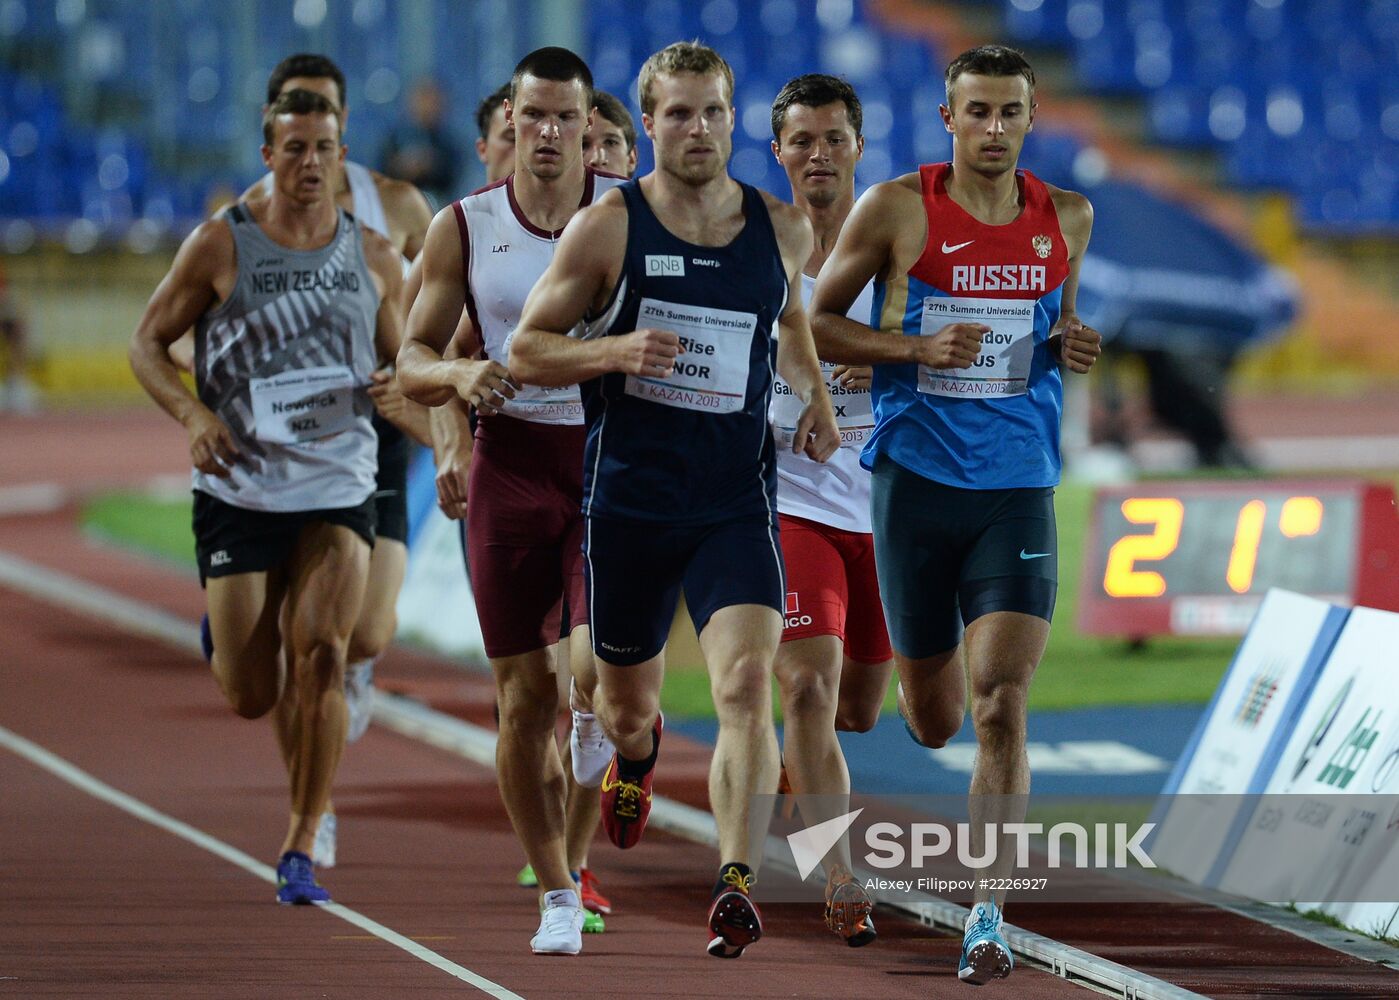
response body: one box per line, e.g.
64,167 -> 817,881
766,196 -> 839,462
364,228 -> 406,366
165,187 -> 269,372
401,249 -> 475,518
128,219 -> 243,476
511,194 -> 681,386
810,178 -> 986,369
1046,188 -> 1101,374
398,206 -> 516,411
359,227 -> 433,443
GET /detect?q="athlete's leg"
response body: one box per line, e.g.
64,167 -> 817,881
895,647 -> 966,748
594,653 -> 664,762
563,624 -> 603,874
964,610 -> 1048,904
206,570 -> 290,719
494,644 -> 574,895
869,457 -> 968,748
348,536 -> 407,664
834,530 -> 895,733
700,604 -> 782,867
280,522 -> 370,858
835,655 -> 894,733
773,633 -> 849,869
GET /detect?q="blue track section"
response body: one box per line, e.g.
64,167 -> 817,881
667,704 -> 1204,797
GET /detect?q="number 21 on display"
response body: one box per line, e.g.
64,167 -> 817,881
1102,496 -> 1324,598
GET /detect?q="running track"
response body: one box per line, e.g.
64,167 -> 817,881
2,409 -> 1396,997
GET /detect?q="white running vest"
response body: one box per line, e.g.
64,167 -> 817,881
458,170 -> 624,425
344,162 -> 388,239
770,273 -> 876,533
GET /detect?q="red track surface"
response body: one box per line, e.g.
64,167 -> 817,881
2,409 -> 1397,998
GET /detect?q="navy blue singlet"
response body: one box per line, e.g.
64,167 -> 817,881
581,180 -> 789,526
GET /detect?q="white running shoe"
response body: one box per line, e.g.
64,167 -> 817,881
313,812 -> 337,869
570,710 -> 614,788
344,658 -> 376,743
530,889 -> 584,955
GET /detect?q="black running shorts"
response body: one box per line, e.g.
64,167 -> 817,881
192,490 -> 376,586
372,415 -> 411,545
869,455 -> 1057,658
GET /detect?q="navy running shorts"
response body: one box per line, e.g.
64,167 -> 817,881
869,454 -> 1057,659
583,514 -> 786,666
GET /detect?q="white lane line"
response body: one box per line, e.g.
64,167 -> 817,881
0,724 -> 523,1000
0,482 -> 67,517
1,548 -> 1203,999
0,551 -> 202,652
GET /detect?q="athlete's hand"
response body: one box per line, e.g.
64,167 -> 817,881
1054,316 -> 1102,374
453,359 -> 518,416
435,440 -> 471,520
831,365 -> 873,391
368,367 -> 410,423
918,322 -> 989,369
611,328 -> 683,377
183,406 -> 242,477
792,391 -> 840,464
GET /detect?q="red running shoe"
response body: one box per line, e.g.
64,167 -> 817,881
578,868 -> 612,915
599,713 -> 662,849
707,867 -> 763,958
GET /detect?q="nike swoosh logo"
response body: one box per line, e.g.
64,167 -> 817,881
1019,550 -> 1052,560
600,762 -> 622,793
941,239 -> 975,254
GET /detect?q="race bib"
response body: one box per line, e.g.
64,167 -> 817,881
501,389 -> 584,424
250,365 -> 356,444
917,297 -> 1036,398
499,329 -> 583,424
771,363 -> 874,450
624,298 -> 755,414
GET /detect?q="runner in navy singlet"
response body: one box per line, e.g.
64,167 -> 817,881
809,46 -> 1102,986
508,42 -> 838,958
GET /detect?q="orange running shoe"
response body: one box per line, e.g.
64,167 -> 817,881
707,866 -> 763,958
825,866 -> 876,947
578,868 -> 612,915
599,714 -> 662,849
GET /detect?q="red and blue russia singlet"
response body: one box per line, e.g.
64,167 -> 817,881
864,163 -> 1071,489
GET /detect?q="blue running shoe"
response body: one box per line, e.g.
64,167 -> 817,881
199,613 -> 214,663
958,900 -> 1012,985
276,850 -> 331,905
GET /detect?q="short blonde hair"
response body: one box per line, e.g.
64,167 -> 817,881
637,40 -> 734,117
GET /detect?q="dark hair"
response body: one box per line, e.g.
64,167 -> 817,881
266,53 -> 346,109
262,88 -> 341,145
944,45 -> 1035,105
509,47 -> 593,105
590,90 -> 637,152
475,82 -> 511,139
770,73 -> 862,141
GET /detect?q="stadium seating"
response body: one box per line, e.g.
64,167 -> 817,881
2,0 -> 1389,233
1003,0 -> 1399,231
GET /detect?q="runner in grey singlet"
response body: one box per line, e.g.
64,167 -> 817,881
193,203 -> 380,512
